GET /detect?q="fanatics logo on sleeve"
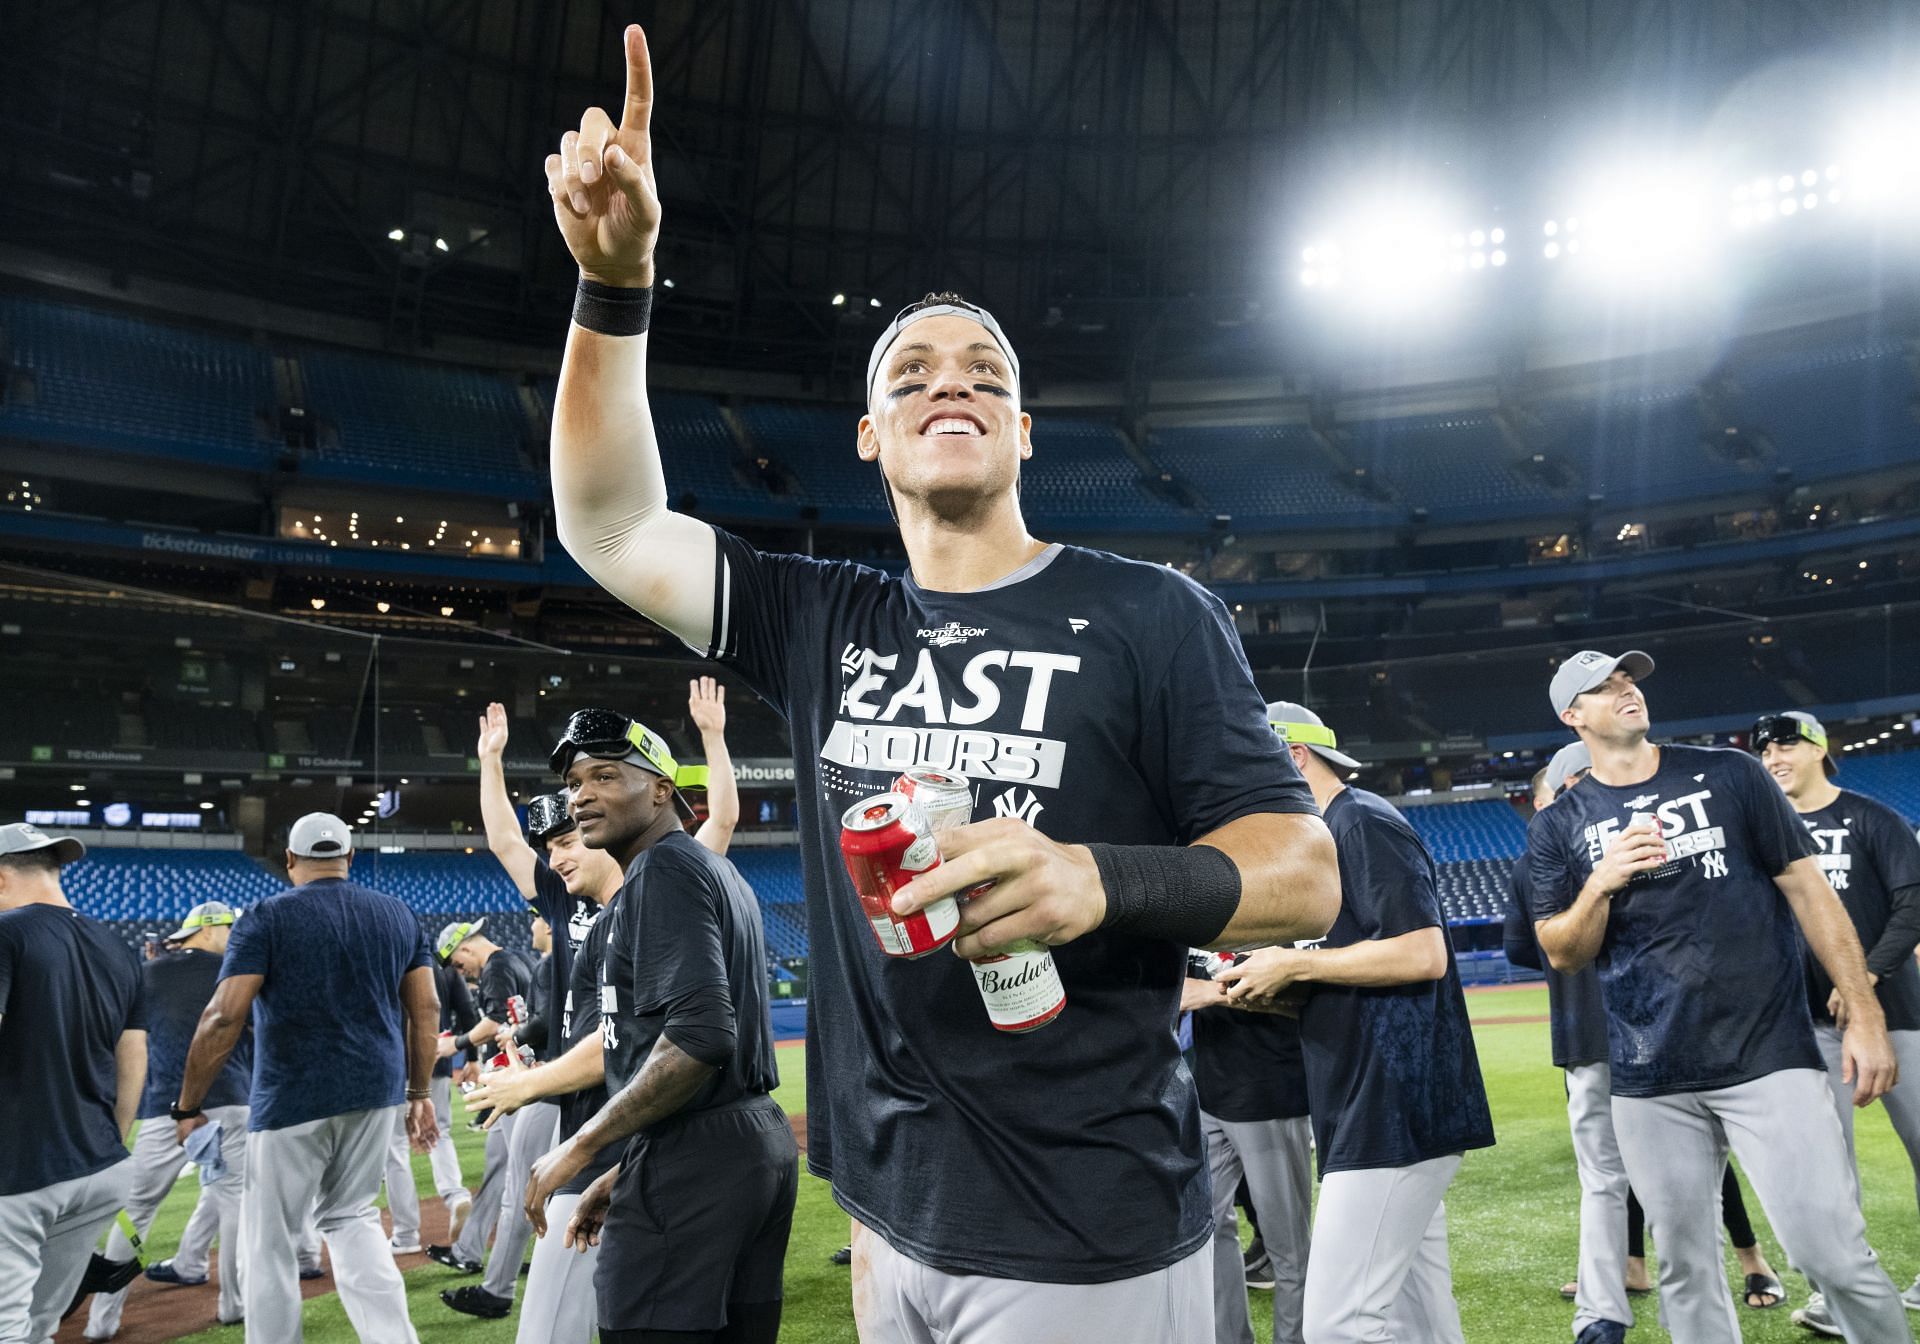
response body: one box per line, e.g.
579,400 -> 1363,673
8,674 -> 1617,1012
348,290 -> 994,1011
918,622 -> 990,647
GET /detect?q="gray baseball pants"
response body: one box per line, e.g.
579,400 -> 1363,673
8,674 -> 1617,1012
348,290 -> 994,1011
481,1101 -> 560,1301
517,1189 -> 600,1344
453,1110 -> 513,1263
1202,1110 -> 1312,1344
0,1159 -> 130,1344
850,1221 -> 1211,1343
244,1106 -> 419,1343
1303,1153 -> 1466,1344
1611,1067 -> 1911,1344
86,1107 -> 249,1337
1565,1062 -> 1634,1336
382,1076 -> 466,1246
1815,1023 -> 1920,1214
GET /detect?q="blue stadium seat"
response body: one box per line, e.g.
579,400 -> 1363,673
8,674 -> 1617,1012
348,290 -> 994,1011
736,403 -> 877,518
1148,424 -> 1395,524
727,849 -> 809,961
1349,413 -> 1563,519
1400,799 -> 1529,864
1019,418 -> 1191,527
64,848 -> 283,924
1829,751 -> 1920,827
349,851 -> 525,916
0,296 -> 276,468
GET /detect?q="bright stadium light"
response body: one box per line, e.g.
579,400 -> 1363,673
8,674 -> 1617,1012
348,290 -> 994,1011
1549,163 -> 1715,284
1295,193 -> 1504,312
1838,101 -> 1920,211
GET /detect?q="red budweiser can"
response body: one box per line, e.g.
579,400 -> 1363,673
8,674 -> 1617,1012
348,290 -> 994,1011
839,793 -> 960,959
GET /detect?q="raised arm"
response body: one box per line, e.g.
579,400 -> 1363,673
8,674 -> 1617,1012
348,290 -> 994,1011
688,676 -> 738,855
476,702 -> 541,900
546,24 -> 716,647
114,1029 -> 148,1141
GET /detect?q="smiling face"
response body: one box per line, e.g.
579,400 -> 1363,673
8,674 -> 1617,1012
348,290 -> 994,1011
1761,736 -> 1827,798
564,756 -> 674,862
544,824 -> 622,899
858,314 -> 1033,521
1562,669 -> 1651,746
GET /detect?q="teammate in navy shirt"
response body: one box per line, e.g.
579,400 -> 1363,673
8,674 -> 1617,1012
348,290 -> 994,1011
543,34 -> 1339,1333
1527,651 -> 1905,1344
1223,704 -> 1492,1344
1756,708 -> 1920,1322
524,714 -> 794,1343
175,812 -> 439,1344
0,823 -> 147,1344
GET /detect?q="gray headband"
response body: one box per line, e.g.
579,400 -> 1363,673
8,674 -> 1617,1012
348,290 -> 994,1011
865,299 -> 1021,405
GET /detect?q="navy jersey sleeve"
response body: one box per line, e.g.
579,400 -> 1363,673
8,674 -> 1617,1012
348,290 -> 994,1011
624,850 -> 731,1012
406,925 -> 432,973
1502,888 -> 1543,972
531,860 -> 570,926
220,902 -> 274,980
704,527 -> 859,716
0,921 -> 14,1010
1337,808 -> 1442,939
1141,592 -> 1317,842
1730,752 -> 1819,875
1861,800 -> 1920,979
477,957 -> 521,1022
1526,808 -> 1578,920
123,949 -> 148,1032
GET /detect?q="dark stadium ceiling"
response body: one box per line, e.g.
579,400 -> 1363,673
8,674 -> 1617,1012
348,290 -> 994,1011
0,0 -> 1911,392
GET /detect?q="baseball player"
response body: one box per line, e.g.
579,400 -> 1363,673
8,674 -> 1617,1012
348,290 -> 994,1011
380,956 -> 476,1257
174,812 -> 438,1343
431,917 -> 536,1319
85,901 -> 252,1340
0,823 -> 146,1343
1221,703 -> 1494,1344
1527,651 -> 1909,1344
522,710 -> 793,1342
1754,709 -> 1920,1332
540,29 -> 1339,1335
1182,952 -> 1313,1344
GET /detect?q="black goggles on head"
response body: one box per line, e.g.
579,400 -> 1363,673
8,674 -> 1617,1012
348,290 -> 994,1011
548,708 -> 709,790
525,792 -> 576,844
1750,714 -> 1827,754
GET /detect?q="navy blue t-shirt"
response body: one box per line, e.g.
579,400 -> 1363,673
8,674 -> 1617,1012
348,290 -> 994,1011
1299,788 -> 1493,1175
221,878 -> 432,1131
557,907 -> 617,1194
1798,790 -> 1920,1032
1527,744 -> 1821,1097
0,904 -> 146,1194
530,859 -> 601,1063
1503,862 -> 1608,1069
1190,1001 -> 1309,1124
139,948 -> 252,1119
700,527 -> 1318,1281
434,961 -> 477,1078
598,830 -> 779,1111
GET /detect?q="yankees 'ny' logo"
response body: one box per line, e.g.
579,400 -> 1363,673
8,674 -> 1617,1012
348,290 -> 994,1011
1703,851 -> 1729,880
993,788 -> 1047,826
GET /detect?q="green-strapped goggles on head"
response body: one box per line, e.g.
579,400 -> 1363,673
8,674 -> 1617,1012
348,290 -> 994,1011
549,708 -> 709,791
1750,713 -> 1827,754
1270,720 -> 1342,752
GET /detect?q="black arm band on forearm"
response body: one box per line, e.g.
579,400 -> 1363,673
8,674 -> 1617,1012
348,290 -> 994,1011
1088,842 -> 1242,946
452,1033 -> 472,1056
572,279 -> 653,337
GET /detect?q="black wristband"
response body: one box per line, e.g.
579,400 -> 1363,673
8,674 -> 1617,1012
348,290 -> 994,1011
169,1103 -> 203,1122
452,1033 -> 472,1056
1087,842 -> 1242,947
572,279 -> 653,337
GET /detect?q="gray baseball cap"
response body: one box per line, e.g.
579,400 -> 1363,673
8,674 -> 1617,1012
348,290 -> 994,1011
435,918 -> 486,964
1549,649 -> 1655,717
0,821 -> 85,866
164,900 -> 237,943
865,296 -> 1021,404
288,812 -> 353,858
1266,700 -> 1363,771
1544,741 -> 1594,795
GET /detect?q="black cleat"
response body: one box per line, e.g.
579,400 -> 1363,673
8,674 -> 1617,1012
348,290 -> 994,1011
425,1244 -> 482,1274
441,1286 -> 513,1319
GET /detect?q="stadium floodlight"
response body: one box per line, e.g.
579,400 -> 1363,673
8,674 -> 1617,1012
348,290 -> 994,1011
1295,194 -> 1499,312
387,228 -> 404,242
376,601 -> 391,613
832,293 -> 846,306
310,598 -> 326,610
1838,101 -> 1920,211
434,237 -> 450,252
1550,164 -> 1715,284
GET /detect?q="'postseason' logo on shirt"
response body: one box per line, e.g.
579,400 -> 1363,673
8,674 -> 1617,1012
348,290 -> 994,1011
917,622 -> 990,647
1582,787 -> 1731,881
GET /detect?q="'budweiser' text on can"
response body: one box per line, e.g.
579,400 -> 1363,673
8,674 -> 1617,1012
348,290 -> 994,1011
839,793 -> 960,959
895,769 -> 1067,1033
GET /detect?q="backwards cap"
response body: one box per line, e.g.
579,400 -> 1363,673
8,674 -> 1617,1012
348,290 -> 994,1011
865,295 -> 1021,405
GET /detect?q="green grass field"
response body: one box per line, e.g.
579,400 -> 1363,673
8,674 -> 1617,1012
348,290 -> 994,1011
133,989 -> 1920,1340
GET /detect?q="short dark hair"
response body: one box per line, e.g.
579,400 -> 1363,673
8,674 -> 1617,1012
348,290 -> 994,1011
1529,766 -> 1551,794
901,291 -> 973,317
0,848 -> 64,877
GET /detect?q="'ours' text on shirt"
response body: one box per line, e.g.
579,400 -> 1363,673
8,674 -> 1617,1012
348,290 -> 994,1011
1583,787 -> 1728,874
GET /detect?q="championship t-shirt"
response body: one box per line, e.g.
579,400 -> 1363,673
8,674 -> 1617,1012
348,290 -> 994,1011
475,946 -> 535,1030
0,905 -> 145,1195
531,859 -> 601,1063
1299,787 -> 1494,1175
557,902 -> 619,1196
700,527 -> 1318,1281
139,947 -> 252,1119
435,961 -> 477,1078
1527,744 -> 1821,1097
1797,790 -> 1920,1031
1190,994 -> 1309,1123
598,829 -> 778,1112
221,878 -> 432,1131
1503,861 -> 1608,1069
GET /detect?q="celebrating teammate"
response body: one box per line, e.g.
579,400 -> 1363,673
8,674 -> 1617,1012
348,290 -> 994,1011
0,823 -> 146,1344
1755,709 -> 1920,1330
1528,652 -> 1910,1343
1221,704 -> 1493,1344
175,812 -> 438,1344
542,26 -> 1338,1336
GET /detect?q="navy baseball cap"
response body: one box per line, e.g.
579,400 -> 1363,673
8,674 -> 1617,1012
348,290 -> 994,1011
1549,650 -> 1655,717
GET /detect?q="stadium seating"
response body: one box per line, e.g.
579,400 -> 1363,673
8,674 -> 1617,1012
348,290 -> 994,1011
737,402 -> 881,517
729,849 -> 809,961
1400,798 -> 1529,864
0,295 -> 276,468
1147,424 -> 1396,524
299,348 -> 538,493
649,392 -> 789,515
1348,413 -> 1564,519
1726,338 -> 1920,481
349,851 -> 524,916
65,848 -> 284,924
1434,858 -> 1519,925
1020,418 -> 1191,526
1831,751 -> 1920,826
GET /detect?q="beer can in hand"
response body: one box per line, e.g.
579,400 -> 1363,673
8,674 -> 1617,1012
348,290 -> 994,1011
1630,812 -> 1668,861
840,793 -> 961,959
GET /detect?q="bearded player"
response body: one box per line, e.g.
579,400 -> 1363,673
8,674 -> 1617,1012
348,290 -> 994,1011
541,25 -> 1339,1339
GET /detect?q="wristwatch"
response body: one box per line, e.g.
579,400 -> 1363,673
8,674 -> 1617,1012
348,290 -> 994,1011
169,1102 -> 203,1122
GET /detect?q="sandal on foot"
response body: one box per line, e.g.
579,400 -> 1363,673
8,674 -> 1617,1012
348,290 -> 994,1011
1743,1273 -> 1786,1309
